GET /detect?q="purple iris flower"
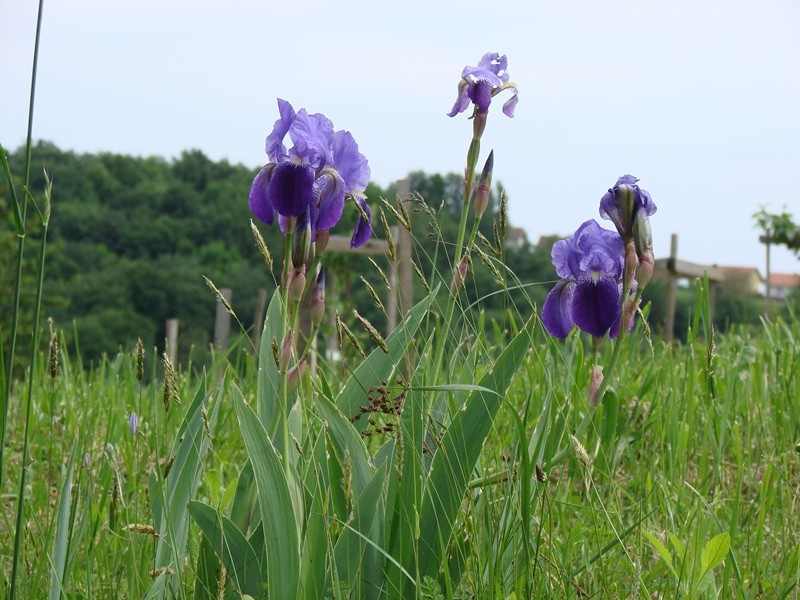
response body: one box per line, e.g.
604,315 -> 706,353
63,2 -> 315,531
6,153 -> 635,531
599,175 -> 656,240
448,52 -> 519,118
542,220 -> 626,338
249,99 -> 373,248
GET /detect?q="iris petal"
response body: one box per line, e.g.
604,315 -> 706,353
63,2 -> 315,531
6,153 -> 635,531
267,161 -> 315,217
572,278 -> 620,337
469,80 -> 494,113
502,92 -> 518,117
315,170 -> 346,231
265,99 -> 296,162
350,196 -> 373,249
542,280 -> 576,338
331,130 -> 370,192
249,164 -> 276,225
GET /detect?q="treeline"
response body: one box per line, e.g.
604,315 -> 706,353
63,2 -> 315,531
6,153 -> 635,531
1,142 -> 783,367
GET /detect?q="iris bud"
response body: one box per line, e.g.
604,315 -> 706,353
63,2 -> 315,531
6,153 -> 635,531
474,151 -> 494,219
633,211 -> 654,290
588,366 -> 604,409
315,229 -> 330,256
310,268 -> 326,327
292,208 -> 312,269
279,330 -> 293,371
285,359 -> 307,395
451,255 -> 469,293
289,268 -> 306,305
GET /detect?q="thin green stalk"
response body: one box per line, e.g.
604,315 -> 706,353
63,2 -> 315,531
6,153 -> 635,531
430,135 -> 480,385
10,208 -> 50,599
549,331 -> 626,467
269,229 -> 294,478
1,0 -> 45,489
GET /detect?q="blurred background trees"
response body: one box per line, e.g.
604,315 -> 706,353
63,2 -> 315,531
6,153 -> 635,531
2,142 -> 796,367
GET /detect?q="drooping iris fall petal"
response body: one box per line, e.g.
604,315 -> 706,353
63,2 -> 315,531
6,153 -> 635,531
267,161 -> 315,218
572,278 -> 621,338
350,196 -> 373,249
249,163 -> 276,224
541,280 -> 577,339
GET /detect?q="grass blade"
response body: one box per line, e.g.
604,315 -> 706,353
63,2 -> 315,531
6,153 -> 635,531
336,286 -> 436,418
232,386 -> 300,598
188,500 -> 264,597
49,438 -> 78,600
416,317 -> 535,585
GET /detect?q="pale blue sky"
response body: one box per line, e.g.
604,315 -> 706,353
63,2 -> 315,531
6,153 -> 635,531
2,0 -> 799,274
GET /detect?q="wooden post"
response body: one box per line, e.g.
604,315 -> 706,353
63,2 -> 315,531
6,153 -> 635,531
395,179 -> 414,316
665,234 -> 678,343
387,227 -> 399,332
764,236 -> 772,318
166,318 -> 179,364
251,288 -> 268,350
214,287 -> 232,350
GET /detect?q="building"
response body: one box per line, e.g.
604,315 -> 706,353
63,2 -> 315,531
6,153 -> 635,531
767,272 -> 800,301
713,265 -> 764,296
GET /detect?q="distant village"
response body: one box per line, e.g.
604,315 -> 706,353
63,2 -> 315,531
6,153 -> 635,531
515,227 -> 800,305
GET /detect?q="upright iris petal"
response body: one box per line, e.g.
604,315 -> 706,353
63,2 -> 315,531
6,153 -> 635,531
448,52 -> 518,118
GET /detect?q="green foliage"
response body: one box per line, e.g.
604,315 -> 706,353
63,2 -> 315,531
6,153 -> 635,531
1,142 -> 278,365
753,206 -> 800,253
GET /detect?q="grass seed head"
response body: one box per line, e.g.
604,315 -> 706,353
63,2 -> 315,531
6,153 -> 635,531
353,309 -> 388,353
360,276 -> 386,314
48,328 -> 59,379
569,434 -> 591,466
122,523 -> 159,538
136,337 -> 145,382
378,208 -> 397,262
250,219 -> 273,271
161,352 -> 180,411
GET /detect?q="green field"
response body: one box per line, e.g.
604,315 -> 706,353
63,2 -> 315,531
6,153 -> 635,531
2,280 -> 798,598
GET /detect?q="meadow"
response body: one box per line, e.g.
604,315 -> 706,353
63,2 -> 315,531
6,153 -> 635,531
3,14 -> 800,598
1,261 -> 799,598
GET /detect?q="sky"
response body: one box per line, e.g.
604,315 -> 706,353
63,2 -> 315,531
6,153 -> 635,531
2,0 -> 799,275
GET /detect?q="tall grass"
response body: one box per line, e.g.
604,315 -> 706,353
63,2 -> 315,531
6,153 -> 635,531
1,285 -> 798,597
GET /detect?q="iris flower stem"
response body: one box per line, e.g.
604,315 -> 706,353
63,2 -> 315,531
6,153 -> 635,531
549,331 -> 626,467
554,284 -> 645,466
431,134 -> 480,386
272,231 -> 295,477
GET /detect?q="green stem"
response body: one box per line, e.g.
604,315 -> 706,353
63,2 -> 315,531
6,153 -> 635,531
1,0 -> 44,489
549,331 -> 627,467
10,220 -> 49,599
7,2 -> 45,595
430,135 -> 481,384
271,232 -> 294,477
